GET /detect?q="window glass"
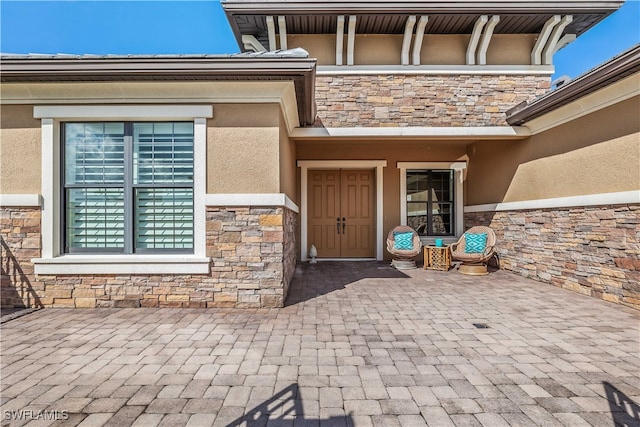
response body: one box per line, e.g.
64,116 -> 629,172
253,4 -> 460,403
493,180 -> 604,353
64,122 -> 194,253
134,122 -> 194,184
135,188 -> 194,250
66,188 -> 125,249
65,123 -> 125,185
406,169 -> 454,236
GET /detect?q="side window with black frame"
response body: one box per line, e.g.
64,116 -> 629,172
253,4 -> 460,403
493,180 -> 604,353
63,122 -> 194,254
406,169 -> 455,236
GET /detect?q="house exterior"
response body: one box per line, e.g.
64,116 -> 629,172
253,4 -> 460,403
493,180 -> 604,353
1,0 -> 638,310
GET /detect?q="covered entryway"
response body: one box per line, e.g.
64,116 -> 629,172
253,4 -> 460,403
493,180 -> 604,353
298,160 -> 386,261
308,169 -> 375,258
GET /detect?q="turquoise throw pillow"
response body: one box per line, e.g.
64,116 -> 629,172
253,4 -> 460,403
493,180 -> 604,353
393,232 -> 414,250
464,232 -> 487,253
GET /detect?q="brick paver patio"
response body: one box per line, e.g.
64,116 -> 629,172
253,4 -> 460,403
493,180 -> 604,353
1,262 -> 639,426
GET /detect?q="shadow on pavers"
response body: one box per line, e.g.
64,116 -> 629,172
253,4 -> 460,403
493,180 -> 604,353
226,383 -> 354,426
604,381 -> 640,427
0,307 -> 40,324
286,261 -> 410,305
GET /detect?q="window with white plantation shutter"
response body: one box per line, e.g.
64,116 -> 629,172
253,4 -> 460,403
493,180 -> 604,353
133,123 -> 194,251
63,122 -> 194,253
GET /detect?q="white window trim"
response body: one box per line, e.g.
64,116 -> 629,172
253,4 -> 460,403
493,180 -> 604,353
398,161 -> 467,243
297,160 -> 387,261
0,194 -> 42,207
32,105 -> 212,275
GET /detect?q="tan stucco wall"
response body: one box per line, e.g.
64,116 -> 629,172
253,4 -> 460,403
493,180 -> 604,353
288,33 -> 536,66
288,34 -> 335,65
466,95 -> 640,205
421,35 -> 470,65
279,112 -> 297,202
296,140 -> 468,240
0,101 -> 292,196
423,34 -> 535,65
354,35 -> 405,65
207,104 -> 282,194
0,104 -> 41,194
486,34 -> 537,65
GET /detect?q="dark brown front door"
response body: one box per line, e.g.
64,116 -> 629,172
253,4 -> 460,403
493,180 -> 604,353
308,169 -> 375,258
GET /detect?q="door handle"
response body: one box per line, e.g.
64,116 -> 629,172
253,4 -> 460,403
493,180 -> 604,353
342,218 -> 346,234
336,218 -> 341,234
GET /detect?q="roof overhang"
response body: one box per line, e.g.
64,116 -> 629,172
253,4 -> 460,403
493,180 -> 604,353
0,54 -> 318,126
223,0 -> 623,50
506,44 -> 640,126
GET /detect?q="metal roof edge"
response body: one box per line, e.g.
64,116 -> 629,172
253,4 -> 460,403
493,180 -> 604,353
0,53 -> 318,127
0,53 -> 316,78
221,1 -> 624,15
505,43 -> 640,125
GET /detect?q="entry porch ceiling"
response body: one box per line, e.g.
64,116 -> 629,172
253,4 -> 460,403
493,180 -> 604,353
223,1 -> 622,50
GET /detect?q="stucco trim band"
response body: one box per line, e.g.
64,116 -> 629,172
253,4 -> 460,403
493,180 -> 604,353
464,190 -> 640,213
205,193 -> 299,213
31,255 -> 211,275
0,194 -> 42,207
291,126 -> 530,140
316,65 -> 555,76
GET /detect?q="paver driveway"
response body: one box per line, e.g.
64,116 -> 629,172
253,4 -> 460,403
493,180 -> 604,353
1,262 -> 639,427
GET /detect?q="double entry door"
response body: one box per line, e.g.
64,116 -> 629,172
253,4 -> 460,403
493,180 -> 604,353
308,169 -> 375,258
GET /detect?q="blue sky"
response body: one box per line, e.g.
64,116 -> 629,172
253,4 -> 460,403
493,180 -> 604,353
1,0 -> 639,79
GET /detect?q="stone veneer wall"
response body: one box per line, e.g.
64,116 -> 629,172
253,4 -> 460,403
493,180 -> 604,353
207,206 -> 297,308
465,204 -> 640,310
1,207 -> 42,308
282,208 -> 297,301
315,74 -> 550,127
0,206 -> 297,309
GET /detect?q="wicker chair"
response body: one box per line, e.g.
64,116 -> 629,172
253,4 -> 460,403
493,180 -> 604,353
386,225 -> 422,269
451,226 -> 496,275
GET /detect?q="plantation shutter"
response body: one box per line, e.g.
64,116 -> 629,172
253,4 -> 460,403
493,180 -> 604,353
65,123 -> 126,250
64,122 -> 194,253
133,123 -> 194,250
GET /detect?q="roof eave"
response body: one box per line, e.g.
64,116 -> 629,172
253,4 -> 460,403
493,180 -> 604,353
0,56 -> 316,77
506,44 -> 640,125
0,56 -> 318,126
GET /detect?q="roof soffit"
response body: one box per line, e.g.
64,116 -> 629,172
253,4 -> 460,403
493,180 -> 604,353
223,0 -> 622,40
506,44 -> 640,126
0,55 -> 318,126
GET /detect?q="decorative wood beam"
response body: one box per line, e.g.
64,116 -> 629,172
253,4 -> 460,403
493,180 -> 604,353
266,16 -> 277,51
553,33 -> 577,54
336,15 -> 345,65
278,16 -> 288,50
412,16 -> 429,65
531,15 -> 561,65
347,15 -> 357,66
542,15 -> 573,65
242,35 -> 267,52
476,15 -> 500,65
466,15 -> 488,65
401,16 -> 417,65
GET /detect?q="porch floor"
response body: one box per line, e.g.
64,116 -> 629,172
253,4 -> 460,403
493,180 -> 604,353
1,262 -> 638,426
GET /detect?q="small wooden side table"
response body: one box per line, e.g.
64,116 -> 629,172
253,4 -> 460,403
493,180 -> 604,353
424,245 -> 451,271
